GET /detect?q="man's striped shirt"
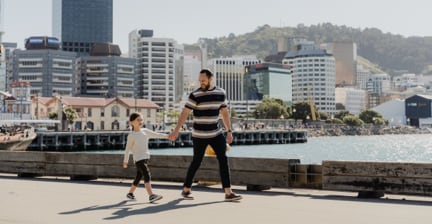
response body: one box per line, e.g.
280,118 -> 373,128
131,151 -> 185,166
185,86 -> 228,139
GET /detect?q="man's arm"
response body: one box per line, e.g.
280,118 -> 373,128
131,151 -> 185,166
220,107 -> 233,144
168,107 -> 191,141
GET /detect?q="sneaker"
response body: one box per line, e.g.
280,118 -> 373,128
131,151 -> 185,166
126,193 -> 135,200
225,193 -> 242,202
181,190 -> 194,200
149,194 -> 163,203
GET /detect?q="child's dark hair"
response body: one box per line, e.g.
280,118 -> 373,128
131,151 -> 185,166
129,112 -> 141,122
200,69 -> 213,78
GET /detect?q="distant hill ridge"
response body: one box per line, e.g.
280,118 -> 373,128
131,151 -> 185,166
185,23 -> 432,75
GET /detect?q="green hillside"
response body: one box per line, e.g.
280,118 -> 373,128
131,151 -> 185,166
186,23 -> 432,74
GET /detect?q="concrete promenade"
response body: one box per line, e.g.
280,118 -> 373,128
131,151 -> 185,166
1,173 -> 432,224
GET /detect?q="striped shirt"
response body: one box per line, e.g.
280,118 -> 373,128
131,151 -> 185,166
185,86 -> 228,139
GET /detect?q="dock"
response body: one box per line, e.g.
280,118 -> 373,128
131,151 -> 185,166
28,129 -> 307,151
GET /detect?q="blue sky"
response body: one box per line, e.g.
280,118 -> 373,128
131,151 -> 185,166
2,0 -> 431,52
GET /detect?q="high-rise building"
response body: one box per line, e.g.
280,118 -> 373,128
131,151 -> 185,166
365,73 -> 391,96
208,55 -> 261,101
0,0 -> 4,42
12,36 -> 77,97
0,44 -> 5,92
52,0 -> 113,56
129,29 -> 180,109
283,38 -> 336,114
322,41 -> 357,86
2,42 -> 17,91
78,43 -> 137,98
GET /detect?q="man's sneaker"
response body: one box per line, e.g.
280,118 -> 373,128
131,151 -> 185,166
181,190 -> 194,200
225,193 -> 242,202
126,193 -> 135,200
149,194 -> 163,203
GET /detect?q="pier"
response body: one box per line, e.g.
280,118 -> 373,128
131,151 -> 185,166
28,129 -> 307,151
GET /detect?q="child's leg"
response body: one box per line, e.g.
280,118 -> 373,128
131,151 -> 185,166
144,182 -> 154,196
130,164 -> 144,193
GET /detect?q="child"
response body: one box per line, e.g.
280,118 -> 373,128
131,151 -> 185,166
123,112 -> 168,202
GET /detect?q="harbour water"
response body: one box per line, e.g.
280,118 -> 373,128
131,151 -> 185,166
87,134 -> 432,164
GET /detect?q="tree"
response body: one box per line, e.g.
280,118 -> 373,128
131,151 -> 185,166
49,112 -> 58,120
336,103 -> 346,110
359,109 -> 383,124
334,110 -> 352,120
64,107 -> 78,125
254,98 -> 288,119
292,102 -> 318,122
343,115 -> 364,126
318,112 -> 329,120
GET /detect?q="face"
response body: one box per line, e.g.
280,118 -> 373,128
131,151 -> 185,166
199,73 -> 212,91
130,115 -> 144,130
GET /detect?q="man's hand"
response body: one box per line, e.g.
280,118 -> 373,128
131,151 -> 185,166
226,132 -> 233,144
123,162 -> 128,168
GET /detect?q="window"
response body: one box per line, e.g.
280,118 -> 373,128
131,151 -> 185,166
111,105 -> 119,117
101,121 -> 105,130
101,108 -> 105,117
87,108 -> 92,117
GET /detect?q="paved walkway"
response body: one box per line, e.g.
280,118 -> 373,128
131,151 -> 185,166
1,174 -> 432,224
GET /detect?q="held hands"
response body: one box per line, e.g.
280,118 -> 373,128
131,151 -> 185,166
123,162 -> 128,168
168,131 -> 179,141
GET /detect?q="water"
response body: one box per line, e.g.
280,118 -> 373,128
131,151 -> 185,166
88,134 -> 432,164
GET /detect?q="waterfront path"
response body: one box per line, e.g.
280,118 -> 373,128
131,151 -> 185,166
1,173 -> 432,224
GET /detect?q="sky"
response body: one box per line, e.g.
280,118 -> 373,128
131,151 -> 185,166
2,0 -> 432,53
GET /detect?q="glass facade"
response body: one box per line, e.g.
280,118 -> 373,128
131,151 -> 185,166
53,0 -> 113,55
245,63 -> 292,104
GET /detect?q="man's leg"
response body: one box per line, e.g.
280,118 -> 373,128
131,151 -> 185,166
183,137 -> 207,189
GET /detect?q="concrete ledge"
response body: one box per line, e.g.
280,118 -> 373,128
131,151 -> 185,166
322,160 -> 432,196
0,151 -> 300,188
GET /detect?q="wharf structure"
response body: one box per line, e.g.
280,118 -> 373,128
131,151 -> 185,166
28,129 -> 307,151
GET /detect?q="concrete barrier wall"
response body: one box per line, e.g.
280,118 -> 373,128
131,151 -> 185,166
322,160 -> 432,196
0,151 -> 300,188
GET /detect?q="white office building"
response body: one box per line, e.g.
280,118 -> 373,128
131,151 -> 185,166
282,38 -> 336,114
129,29 -> 182,109
208,55 -> 260,101
335,87 -> 367,115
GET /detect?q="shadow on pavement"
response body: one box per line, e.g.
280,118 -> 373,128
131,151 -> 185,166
58,198 -> 225,220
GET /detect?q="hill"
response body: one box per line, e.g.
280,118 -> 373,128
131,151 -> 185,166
186,23 -> 432,74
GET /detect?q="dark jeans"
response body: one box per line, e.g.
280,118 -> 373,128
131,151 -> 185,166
183,134 -> 231,188
133,159 -> 151,186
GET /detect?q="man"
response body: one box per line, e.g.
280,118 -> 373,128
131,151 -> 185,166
168,69 -> 242,202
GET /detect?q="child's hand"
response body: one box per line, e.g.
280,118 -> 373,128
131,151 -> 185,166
123,162 -> 128,168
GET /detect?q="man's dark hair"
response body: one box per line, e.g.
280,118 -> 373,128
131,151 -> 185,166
129,112 -> 141,122
200,69 -> 213,78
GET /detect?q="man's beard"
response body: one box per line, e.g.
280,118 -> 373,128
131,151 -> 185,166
201,83 -> 210,91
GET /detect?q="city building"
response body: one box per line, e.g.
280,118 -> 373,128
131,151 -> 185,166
365,73 -> 391,96
128,29 -> 180,110
208,55 -> 261,101
0,81 -> 32,120
322,41 -> 357,86
282,38 -> 336,115
244,63 -> 293,103
356,63 -> 371,90
392,73 -> 418,91
52,0 -> 113,55
77,43 -> 137,98
0,44 -> 5,92
335,87 -> 366,115
2,42 -> 17,92
405,94 -> 432,128
12,36 -> 77,97
32,96 -> 159,131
